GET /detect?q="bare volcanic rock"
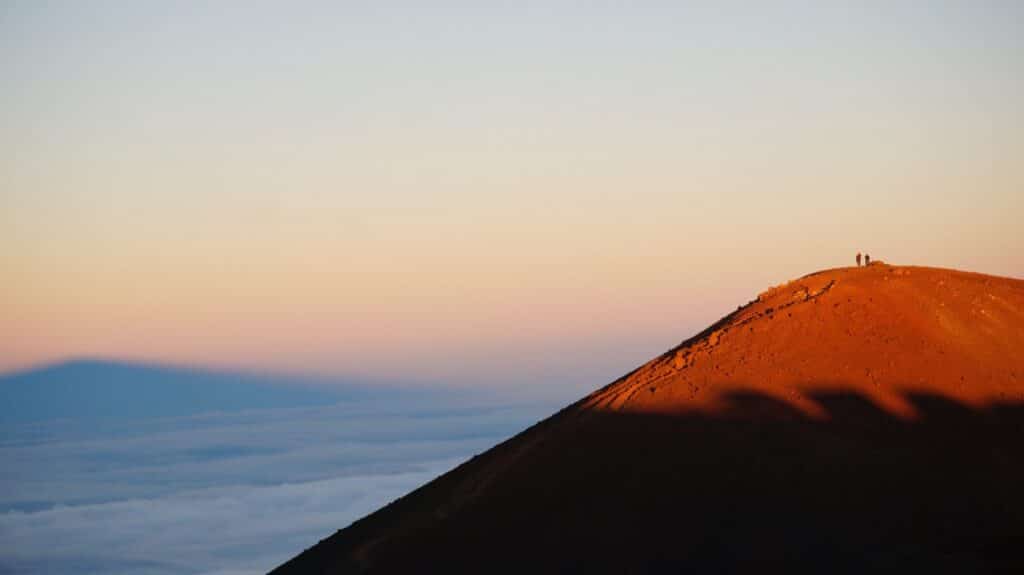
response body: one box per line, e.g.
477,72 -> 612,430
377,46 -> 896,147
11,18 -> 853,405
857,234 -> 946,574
272,265 -> 1024,574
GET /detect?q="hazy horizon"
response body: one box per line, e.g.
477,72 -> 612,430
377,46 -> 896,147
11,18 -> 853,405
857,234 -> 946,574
4,1 -> 1022,393
3,2 -> 1022,574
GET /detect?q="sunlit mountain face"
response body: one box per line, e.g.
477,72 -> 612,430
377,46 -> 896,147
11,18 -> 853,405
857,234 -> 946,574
272,266 -> 1024,574
2,1 -> 1020,573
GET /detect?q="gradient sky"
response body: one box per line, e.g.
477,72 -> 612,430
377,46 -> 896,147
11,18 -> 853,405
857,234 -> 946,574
2,1 -> 1022,391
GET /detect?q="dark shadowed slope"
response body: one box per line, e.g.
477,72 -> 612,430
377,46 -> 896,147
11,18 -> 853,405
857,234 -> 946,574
272,265 -> 1024,574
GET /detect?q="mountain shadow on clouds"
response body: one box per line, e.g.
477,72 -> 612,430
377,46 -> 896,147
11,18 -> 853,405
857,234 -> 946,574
0,359 -> 411,424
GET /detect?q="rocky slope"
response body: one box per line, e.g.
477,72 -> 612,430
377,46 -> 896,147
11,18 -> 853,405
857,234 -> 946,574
272,264 -> 1024,573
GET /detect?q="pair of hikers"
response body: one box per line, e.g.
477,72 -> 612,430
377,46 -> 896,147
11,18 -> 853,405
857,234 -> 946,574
856,253 -> 871,267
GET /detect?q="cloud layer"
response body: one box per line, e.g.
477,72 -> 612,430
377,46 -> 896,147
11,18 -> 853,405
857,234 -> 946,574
0,397 -> 556,574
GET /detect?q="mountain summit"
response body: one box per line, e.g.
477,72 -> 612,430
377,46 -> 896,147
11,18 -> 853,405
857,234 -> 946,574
273,264 -> 1024,573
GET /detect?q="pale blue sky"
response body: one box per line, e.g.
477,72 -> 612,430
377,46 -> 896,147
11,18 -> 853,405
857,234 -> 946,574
2,1 -> 1022,387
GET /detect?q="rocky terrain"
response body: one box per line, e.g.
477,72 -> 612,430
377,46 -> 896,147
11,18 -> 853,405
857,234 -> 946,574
272,264 -> 1024,573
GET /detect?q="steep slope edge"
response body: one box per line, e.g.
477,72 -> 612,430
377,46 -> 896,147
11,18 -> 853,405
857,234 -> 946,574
272,265 -> 1024,574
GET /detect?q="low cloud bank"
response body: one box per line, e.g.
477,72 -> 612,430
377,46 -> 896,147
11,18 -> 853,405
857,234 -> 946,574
0,398 -> 556,574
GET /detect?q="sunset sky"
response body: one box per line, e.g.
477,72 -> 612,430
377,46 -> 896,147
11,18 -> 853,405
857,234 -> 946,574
3,1 -> 1022,391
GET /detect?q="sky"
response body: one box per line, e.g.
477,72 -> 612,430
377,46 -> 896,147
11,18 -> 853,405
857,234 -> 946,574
2,1 -> 1022,392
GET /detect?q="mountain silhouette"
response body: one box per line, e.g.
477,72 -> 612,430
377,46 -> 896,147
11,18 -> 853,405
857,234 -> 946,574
0,359 -> 393,423
272,264 -> 1024,573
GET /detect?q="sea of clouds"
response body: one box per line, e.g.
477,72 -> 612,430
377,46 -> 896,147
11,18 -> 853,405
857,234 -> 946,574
0,397 -> 558,574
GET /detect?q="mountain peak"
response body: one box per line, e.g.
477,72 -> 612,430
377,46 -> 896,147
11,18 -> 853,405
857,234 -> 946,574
578,264 -> 1022,419
273,265 -> 1024,573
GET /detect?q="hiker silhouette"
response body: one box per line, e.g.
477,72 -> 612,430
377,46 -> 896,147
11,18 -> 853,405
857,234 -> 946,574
856,253 -> 862,267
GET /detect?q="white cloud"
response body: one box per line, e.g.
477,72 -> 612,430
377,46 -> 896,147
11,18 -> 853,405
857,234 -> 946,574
0,461 -> 459,574
0,399 -> 556,574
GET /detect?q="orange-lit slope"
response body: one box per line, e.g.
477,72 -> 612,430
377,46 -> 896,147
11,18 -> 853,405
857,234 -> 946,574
584,263 -> 1024,417
273,264 -> 1024,574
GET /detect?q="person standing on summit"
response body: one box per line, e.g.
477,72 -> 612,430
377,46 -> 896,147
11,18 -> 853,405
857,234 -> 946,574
865,254 -> 871,266
856,253 -> 862,267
